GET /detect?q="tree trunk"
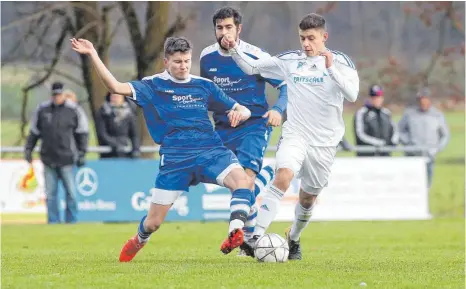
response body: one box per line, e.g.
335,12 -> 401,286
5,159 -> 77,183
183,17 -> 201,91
74,1 -> 109,143
138,2 -> 170,156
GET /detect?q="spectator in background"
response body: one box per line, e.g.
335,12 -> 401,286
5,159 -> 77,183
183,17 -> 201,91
24,82 -> 89,224
398,88 -> 450,188
64,89 -> 78,103
353,85 -> 398,156
95,93 -> 140,159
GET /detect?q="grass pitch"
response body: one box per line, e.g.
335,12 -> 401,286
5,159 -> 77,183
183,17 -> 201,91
1,219 -> 464,289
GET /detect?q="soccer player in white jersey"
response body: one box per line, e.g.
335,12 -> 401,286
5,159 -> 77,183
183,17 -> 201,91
222,13 -> 359,260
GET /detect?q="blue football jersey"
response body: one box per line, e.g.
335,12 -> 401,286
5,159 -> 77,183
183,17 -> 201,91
200,40 -> 284,129
128,70 -> 237,152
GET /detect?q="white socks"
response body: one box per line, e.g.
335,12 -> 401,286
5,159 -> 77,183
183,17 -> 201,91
289,202 -> 313,241
244,203 -> 258,240
254,185 -> 285,237
229,219 -> 245,233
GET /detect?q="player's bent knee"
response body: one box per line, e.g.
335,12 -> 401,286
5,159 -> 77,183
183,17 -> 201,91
223,168 -> 253,191
273,168 -> 294,191
300,183 -> 323,196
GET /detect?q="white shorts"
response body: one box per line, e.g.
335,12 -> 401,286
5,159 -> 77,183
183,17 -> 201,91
275,133 -> 337,194
151,188 -> 184,205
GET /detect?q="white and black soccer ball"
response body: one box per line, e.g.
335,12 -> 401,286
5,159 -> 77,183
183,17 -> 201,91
254,233 -> 289,263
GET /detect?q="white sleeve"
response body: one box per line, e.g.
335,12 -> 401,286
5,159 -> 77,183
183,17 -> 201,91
230,45 -> 286,81
327,56 -> 359,102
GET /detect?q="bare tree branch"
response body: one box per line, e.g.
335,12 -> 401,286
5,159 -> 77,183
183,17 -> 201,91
98,3 -> 117,56
119,2 -> 144,59
73,20 -> 100,39
423,3 -> 451,86
1,2 -> 68,31
62,55 -> 82,68
68,2 -> 103,25
106,17 -> 125,46
20,23 -> 70,139
25,66 -> 84,87
144,13 -> 195,64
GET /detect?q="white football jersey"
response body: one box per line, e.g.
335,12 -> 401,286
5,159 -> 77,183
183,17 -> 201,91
231,47 -> 359,147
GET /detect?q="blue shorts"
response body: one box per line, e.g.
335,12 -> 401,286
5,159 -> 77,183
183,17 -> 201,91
155,146 -> 241,193
220,124 -> 272,174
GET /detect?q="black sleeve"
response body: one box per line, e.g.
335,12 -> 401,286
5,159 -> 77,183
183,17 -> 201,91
25,106 -> 42,153
74,133 -> 89,156
25,133 -> 40,153
95,108 -> 118,148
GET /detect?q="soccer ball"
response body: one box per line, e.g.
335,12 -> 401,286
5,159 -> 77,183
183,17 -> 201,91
254,233 -> 289,263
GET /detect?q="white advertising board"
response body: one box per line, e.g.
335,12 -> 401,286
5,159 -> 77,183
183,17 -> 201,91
262,157 -> 431,221
0,160 -> 46,213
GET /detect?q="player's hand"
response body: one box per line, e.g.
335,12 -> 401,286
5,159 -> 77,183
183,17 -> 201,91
228,104 -> 251,127
221,34 -> 237,50
263,110 -> 282,127
228,110 -> 242,127
320,50 -> 333,68
70,38 -> 96,55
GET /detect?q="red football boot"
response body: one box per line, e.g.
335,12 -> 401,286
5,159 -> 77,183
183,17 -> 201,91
119,234 -> 146,262
220,228 -> 245,255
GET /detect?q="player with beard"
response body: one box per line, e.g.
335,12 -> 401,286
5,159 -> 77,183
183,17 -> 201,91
200,7 -> 288,256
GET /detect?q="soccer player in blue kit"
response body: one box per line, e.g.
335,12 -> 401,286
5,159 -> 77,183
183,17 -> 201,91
71,36 -> 256,261
200,7 -> 288,255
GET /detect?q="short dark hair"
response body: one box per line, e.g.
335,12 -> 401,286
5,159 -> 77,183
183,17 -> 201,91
299,13 -> 326,31
164,37 -> 192,58
212,6 -> 242,27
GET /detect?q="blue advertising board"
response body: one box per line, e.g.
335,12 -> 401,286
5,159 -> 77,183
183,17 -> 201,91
62,160 -> 232,223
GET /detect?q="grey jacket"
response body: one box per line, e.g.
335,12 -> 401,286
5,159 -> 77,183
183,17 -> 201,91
398,106 -> 449,158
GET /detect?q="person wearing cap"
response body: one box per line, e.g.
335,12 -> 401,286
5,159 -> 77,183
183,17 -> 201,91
24,82 -> 89,224
398,88 -> 450,188
95,93 -> 140,159
353,85 -> 398,156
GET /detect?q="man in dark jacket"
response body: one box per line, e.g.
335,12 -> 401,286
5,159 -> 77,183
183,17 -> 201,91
353,85 -> 398,156
24,82 -> 89,224
95,93 -> 140,158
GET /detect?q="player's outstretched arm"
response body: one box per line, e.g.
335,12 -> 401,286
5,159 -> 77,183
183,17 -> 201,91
70,38 -> 132,96
321,51 -> 359,102
221,35 -> 285,80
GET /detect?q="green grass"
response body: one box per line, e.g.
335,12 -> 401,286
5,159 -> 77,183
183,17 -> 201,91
1,219 -> 464,289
